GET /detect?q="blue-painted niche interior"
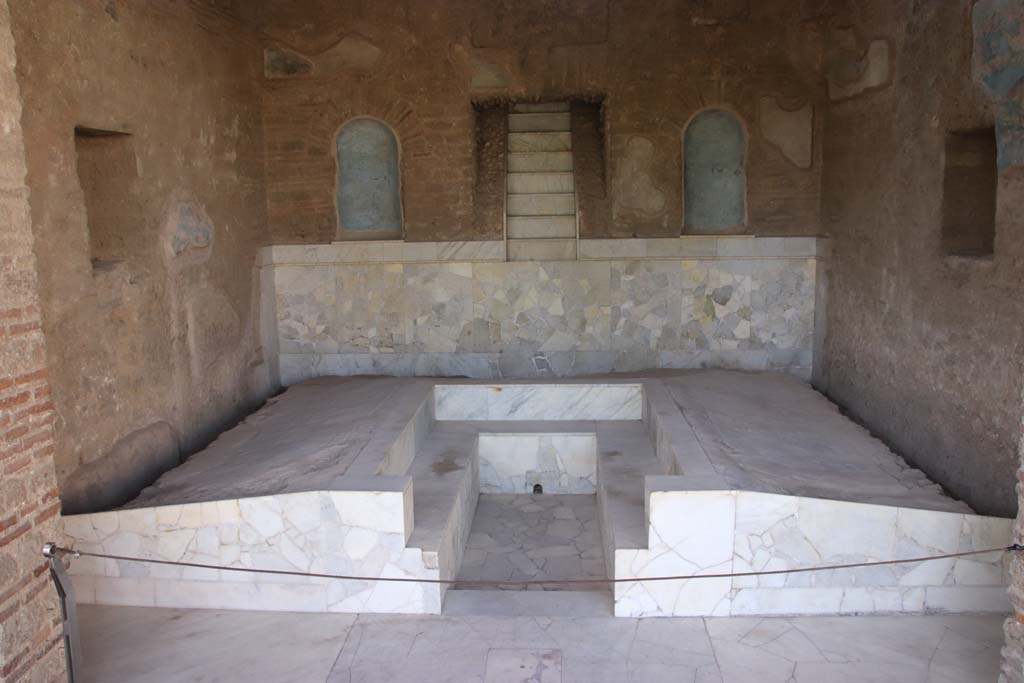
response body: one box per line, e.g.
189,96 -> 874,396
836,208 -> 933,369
335,119 -> 402,237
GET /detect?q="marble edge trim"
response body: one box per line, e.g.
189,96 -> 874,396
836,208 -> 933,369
577,237 -> 826,261
260,237 -> 826,265
63,479 -> 413,524
262,241 -> 507,266
642,486 -> 1013,526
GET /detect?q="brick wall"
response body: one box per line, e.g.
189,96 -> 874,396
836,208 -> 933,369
0,0 -> 63,680
259,0 -> 827,243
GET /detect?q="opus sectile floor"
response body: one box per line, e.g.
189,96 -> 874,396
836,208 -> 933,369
453,494 -> 607,591
78,605 -> 1005,682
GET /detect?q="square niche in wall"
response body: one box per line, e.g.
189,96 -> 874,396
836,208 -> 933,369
941,127 -> 997,258
73,126 -> 139,271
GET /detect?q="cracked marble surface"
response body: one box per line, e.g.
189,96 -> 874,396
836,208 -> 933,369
455,494 -> 606,591
79,604 -> 1004,682
269,243 -> 821,383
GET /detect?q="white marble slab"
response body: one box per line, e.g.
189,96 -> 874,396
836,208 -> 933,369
265,240 -> 506,265
477,433 -> 597,493
264,237 -> 824,265
434,384 -> 643,421
612,487 -> 1012,617
63,481 -> 453,614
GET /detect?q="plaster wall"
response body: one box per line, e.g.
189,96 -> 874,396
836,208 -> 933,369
816,0 -> 1024,519
8,0 -> 275,514
258,0 -> 828,243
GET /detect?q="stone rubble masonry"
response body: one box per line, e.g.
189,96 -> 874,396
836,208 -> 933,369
0,0 -> 63,680
472,102 -> 507,241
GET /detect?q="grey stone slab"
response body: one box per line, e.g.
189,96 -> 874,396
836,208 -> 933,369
506,215 -> 577,239
507,193 -> 576,216
508,151 -> 573,172
508,111 -> 571,132
508,172 -> 575,194
509,132 -> 572,152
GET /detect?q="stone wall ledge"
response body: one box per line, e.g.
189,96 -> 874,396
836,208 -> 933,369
259,236 -> 828,266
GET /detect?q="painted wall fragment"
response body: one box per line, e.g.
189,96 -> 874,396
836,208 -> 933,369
972,0 -> 1024,168
612,136 -> 667,223
164,201 -> 213,260
317,35 -> 382,73
264,47 -> 313,79
827,36 -> 891,101
335,119 -> 403,237
759,97 -> 813,169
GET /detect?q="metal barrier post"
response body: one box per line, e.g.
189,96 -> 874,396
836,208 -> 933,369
42,543 -> 81,683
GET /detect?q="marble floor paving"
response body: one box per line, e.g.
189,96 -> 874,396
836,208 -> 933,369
454,494 -> 606,591
77,604 -> 1005,682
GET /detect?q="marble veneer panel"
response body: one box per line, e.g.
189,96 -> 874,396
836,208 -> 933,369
265,237 -> 822,382
62,479 -> 458,614
477,433 -> 598,494
433,384 -> 643,420
613,487 -> 1013,618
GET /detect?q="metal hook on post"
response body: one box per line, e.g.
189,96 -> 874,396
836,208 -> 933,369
43,543 -> 81,683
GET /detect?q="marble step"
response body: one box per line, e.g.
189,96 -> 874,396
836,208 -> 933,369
507,238 -> 577,261
508,112 -> 571,133
507,193 -> 576,217
507,172 -> 575,194
508,151 -> 573,173
510,102 -> 570,113
443,590 -> 611,617
506,215 -> 577,239
508,132 -> 572,152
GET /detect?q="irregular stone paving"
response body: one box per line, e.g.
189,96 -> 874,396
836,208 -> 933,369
79,605 -> 1005,683
454,494 -> 607,591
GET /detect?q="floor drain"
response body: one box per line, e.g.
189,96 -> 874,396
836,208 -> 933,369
532,484 -> 543,494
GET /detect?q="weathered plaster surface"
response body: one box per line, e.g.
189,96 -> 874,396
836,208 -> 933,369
758,97 -> 813,169
9,1 -> 276,513
817,0 -> 1023,520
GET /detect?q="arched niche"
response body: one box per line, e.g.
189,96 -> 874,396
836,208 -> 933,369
335,118 -> 402,238
683,110 -> 746,233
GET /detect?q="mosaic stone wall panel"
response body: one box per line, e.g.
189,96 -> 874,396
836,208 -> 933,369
270,247 -> 820,382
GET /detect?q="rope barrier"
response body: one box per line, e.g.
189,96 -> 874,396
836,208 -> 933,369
44,543 -> 1023,588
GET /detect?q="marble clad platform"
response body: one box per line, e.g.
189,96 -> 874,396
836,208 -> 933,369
61,371 -> 1013,617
